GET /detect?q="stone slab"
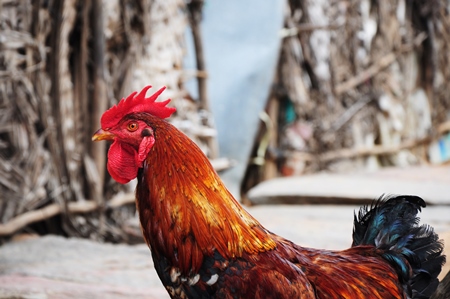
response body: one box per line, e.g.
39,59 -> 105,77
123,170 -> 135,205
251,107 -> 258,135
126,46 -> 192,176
247,166 -> 450,205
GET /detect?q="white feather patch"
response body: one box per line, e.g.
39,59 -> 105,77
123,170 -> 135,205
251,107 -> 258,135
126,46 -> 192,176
206,274 -> 219,286
188,274 -> 200,286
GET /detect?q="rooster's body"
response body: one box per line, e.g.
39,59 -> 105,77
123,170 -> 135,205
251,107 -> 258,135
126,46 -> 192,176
93,86 -> 446,299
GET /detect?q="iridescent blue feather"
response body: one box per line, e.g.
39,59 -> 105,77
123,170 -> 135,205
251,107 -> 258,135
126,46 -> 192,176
352,195 -> 445,298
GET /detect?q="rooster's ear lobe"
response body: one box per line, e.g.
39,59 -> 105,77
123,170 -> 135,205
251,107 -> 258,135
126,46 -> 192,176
137,135 -> 155,165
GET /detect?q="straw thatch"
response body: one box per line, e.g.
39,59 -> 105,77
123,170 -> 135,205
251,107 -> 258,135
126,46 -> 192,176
244,0 -> 450,189
0,0 -> 212,241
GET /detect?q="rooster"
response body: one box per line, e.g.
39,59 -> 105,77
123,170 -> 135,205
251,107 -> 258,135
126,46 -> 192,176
93,86 -> 446,299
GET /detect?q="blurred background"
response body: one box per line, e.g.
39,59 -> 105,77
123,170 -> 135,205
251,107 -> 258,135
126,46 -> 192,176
0,0 -> 450,267
1,0 -> 450,297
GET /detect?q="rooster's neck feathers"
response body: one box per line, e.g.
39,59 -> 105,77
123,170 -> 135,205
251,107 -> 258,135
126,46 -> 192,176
136,118 -> 276,274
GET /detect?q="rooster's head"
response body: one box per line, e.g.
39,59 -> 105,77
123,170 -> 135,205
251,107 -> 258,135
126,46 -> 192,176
92,85 -> 176,184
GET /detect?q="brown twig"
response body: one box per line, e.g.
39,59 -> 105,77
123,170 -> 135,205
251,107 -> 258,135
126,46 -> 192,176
0,146 -> 247,235
280,22 -> 342,38
319,135 -> 432,162
334,53 -> 397,95
289,120 -> 450,163
187,0 -> 219,159
89,0 -> 108,235
334,33 -> 428,95
289,136 -> 430,163
187,0 -> 208,111
0,193 -> 135,236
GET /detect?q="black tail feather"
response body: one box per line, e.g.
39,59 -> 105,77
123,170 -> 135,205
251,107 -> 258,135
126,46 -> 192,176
353,195 -> 446,299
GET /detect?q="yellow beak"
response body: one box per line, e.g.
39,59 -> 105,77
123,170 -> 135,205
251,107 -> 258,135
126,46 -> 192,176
92,129 -> 115,141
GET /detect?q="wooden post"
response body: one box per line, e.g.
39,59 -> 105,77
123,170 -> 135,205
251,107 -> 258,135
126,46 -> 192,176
187,0 -> 219,159
90,0 -> 107,204
187,0 -> 208,111
263,96 -> 279,180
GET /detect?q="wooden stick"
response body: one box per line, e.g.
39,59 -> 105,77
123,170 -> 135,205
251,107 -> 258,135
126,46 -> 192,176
187,0 -> 219,159
187,0 -> 208,111
319,135 -> 431,162
90,0 -> 107,202
0,153 -> 234,236
335,33 -> 427,95
0,193 -> 135,236
89,0 -> 108,236
334,53 -> 397,95
289,136 -> 430,163
280,22 -> 342,38
290,120 -> 450,163
264,96 -> 280,180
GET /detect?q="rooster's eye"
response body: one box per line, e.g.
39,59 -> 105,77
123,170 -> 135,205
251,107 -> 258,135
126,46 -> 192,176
127,122 -> 138,132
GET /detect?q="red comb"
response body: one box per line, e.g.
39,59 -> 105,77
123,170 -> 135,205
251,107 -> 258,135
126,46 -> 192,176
101,85 -> 176,129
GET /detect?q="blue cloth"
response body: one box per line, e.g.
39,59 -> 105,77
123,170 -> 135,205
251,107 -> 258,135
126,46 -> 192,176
185,0 -> 284,198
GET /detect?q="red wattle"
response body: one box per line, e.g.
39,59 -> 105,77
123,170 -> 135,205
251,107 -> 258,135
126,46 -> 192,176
107,140 -> 138,184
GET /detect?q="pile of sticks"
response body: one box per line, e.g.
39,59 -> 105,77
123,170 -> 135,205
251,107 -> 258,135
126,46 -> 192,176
0,0 -> 213,241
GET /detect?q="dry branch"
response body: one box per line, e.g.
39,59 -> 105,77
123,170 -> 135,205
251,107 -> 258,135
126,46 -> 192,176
334,33 -> 428,95
0,193 -> 135,236
187,0 -> 208,111
290,120 -> 450,163
187,0 -> 218,159
334,52 -> 396,95
0,0 -> 217,241
288,136 -> 428,163
0,152 -> 236,236
319,135 -> 431,162
90,0 -> 107,203
280,22 -> 342,38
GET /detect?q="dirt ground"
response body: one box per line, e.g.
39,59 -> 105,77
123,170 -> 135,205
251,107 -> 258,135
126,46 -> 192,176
1,204 -> 449,299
